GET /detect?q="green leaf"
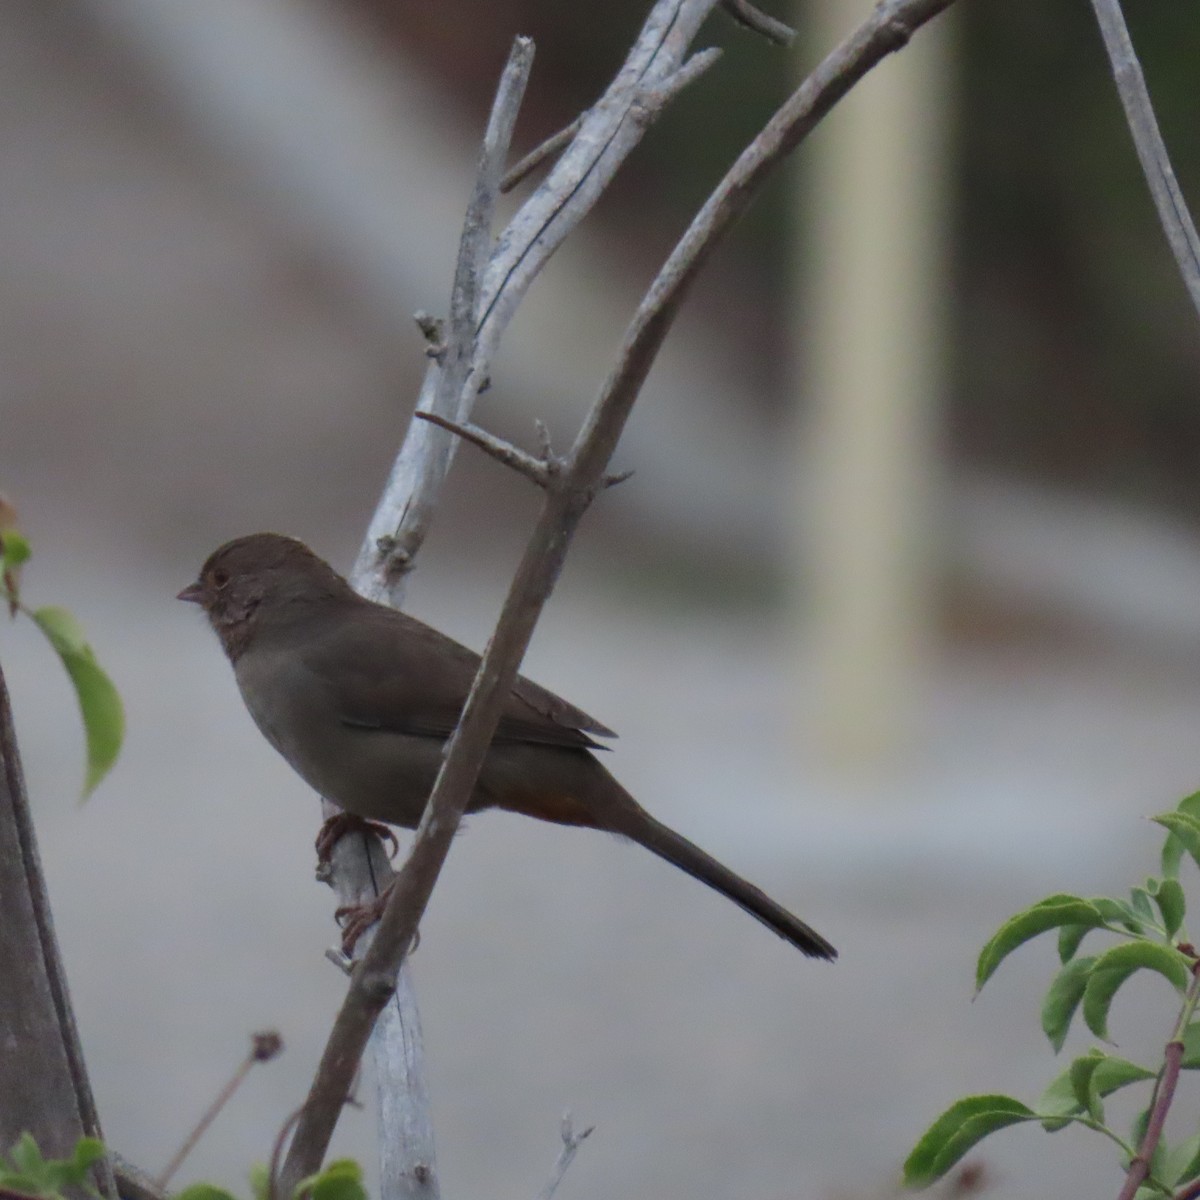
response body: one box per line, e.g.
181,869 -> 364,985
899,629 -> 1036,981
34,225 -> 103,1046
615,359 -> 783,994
1155,879 -> 1186,938
1126,1107 -> 1172,1191
30,606 -> 124,797
0,529 -> 30,570
1042,956 -> 1097,1052
1059,923 -> 1093,963
1069,1052 -> 1105,1122
1092,1054 -> 1157,1094
297,1159 -> 368,1200
1157,787 -> 1200,882
41,1160 -> 88,1195
1183,1023 -> 1200,1068
1082,943 -> 1190,1040
1091,896 -> 1146,934
903,1095 -> 1034,1187
1153,813 -> 1200,875
1037,1064 -> 1089,1131
977,895 -> 1107,992
0,1176 -> 49,1198
1038,1050 -> 1155,1130
71,1139 -> 105,1173
1164,829 -> 1186,881
1164,1133 -> 1200,1186
1034,1048 -> 1156,1129
249,1162 -> 271,1200
175,1185 -> 241,1200
1132,1180 -> 1171,1200
8,1132 -> 47,1177
1131,888 -> 1156,923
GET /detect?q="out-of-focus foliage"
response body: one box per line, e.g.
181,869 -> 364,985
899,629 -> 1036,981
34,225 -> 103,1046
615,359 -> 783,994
954,0 -> 1200,511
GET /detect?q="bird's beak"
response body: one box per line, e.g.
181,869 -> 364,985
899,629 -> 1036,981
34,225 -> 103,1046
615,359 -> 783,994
177,581 -> 206,604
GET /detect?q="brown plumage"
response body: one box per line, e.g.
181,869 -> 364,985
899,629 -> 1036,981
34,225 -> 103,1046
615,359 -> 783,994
179,533 -> 836,960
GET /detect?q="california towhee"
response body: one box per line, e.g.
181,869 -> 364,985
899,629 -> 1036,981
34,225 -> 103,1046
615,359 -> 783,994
179,533 -> 835,960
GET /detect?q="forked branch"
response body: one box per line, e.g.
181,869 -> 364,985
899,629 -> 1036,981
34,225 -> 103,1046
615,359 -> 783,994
279,0 -> 958,1189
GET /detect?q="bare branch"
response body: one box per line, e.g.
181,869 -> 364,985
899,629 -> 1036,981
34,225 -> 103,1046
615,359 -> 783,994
315,814 -> 440,1200
1088,0 -> 1200,324
633,47 -> 723,120
354,0 -> 727,608
571,0 -> 959,490
414,412 -> 554,488
535,1115 -> 595,1200
278,0 -> 957,1191
721,0 -> 795,46
500,43 -> 718,193
267,1109 -> 304,1200
352,37 -> 534,601
501,118 -> 583,194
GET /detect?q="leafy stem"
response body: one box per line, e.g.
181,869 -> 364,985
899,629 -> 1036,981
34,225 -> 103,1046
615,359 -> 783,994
1119,957 -> 1200,1200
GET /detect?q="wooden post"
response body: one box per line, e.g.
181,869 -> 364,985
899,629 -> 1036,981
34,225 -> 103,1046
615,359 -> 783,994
793,0 -> 952,766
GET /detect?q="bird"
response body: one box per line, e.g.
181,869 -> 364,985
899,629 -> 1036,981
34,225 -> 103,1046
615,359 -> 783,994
179,533 -> 835,960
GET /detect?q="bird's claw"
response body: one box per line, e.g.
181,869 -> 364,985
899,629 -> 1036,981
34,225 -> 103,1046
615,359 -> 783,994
315,812 -> 400,864
335,887 -> 421,958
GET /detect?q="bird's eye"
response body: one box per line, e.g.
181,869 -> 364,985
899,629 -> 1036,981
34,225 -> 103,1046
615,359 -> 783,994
211,568 -> 230,588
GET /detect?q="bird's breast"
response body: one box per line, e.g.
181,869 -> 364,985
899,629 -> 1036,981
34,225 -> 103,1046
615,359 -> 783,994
232,645 -> 439,827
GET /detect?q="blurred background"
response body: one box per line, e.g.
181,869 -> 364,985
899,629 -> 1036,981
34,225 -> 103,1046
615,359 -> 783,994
4,0 -> 1200,1197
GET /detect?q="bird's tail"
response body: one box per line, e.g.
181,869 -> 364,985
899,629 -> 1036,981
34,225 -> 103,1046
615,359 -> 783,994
592,773 -> 837,961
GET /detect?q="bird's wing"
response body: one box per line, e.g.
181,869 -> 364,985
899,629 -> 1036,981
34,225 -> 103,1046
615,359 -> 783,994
300,605 -> 616,750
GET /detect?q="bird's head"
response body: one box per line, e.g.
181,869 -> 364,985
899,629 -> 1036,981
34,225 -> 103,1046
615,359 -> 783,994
179,532 -> 349,658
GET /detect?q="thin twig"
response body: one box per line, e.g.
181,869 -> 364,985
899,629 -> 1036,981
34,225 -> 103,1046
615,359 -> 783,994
502,42 -> 719,195
352,36 -> 536,597
267,1107 -> 305,1200
602,469 -> 636,489
634,48 -> 723,121
278,0 -> 957,1190
156,1032 -> 284,1189
535,1115 -> 594,1200
414,412 -> 553,488
1088,0 -> 1200,323
501,118 -> 583,193
721,0 -> 795,46
1117,960 -> 1200,1200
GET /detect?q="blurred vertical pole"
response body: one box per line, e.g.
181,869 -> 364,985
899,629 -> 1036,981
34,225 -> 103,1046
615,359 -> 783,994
0,661 -> 115,1196
790,0 -> 953,767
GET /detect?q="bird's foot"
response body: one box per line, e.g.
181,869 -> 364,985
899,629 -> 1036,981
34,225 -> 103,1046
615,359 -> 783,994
315,811 -> 399,864
335,886 -> 421,958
